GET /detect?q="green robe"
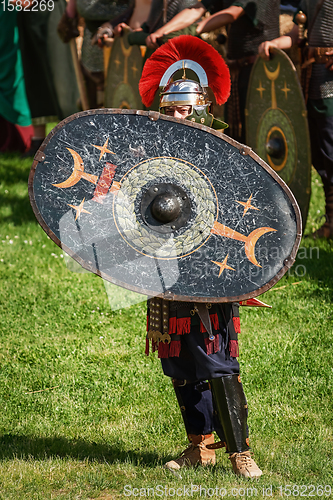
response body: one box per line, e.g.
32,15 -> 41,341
0,11 -> 31,126
17,0 -> 79,123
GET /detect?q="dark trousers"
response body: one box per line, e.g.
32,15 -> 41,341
161,325 -> 242,438
175,381 -> 226,437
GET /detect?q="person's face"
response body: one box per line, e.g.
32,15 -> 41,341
164,105 -> 192,119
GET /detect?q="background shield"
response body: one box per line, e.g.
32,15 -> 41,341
245,48 -> 311,226
29,109 -> 301,302
104,30 -> 144,110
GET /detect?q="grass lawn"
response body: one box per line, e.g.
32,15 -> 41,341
0,144 -> 332,499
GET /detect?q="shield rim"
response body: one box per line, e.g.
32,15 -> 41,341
28,108 -> 302,303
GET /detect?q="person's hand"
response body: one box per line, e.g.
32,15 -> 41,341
258,41 -> 276,60
325,49 -> 333,71
196,18 -> 205,34
91,22 -> 114,47
146,32 -> 163,49
57,9 -> 79,43
113,22 -> 132,37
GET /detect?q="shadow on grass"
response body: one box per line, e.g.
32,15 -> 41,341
0,154 -> 34,186
291,244 -> 333,292
0,191 -> 36,225
0,154 -> 37,225
0,433 -> 163,466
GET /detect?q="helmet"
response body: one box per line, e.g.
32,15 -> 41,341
139,36 -> 231,128
159,79 -> 207,109
158,58 -> 209,110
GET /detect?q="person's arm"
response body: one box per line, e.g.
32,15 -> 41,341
196,5 -> 244,34
325,50 -> 333,71
146,2 -> 206,49
258,24 -> 298,60
65,0 -> 77,19
91,3 -> 135,46
57,0 -> 79,43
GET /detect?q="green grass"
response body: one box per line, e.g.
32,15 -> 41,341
0,148 -> 332,499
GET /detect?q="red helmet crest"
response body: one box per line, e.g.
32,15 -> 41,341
139,35 -> 231,107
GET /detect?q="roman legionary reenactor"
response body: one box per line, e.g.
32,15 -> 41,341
139,35 -> 263,478
28,35 -> 301,481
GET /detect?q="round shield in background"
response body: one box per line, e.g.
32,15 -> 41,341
245,48 -> 311,226
29,109 -> 301,303
104,30 -> 143,110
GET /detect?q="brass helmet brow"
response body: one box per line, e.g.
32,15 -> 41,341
159,79 -> 208,109
158,60 -> 210,111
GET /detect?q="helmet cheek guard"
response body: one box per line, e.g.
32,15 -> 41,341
187,104 -> 213,126
186,104 -> 228,130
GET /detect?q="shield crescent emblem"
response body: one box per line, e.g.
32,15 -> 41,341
245,48 -> 311,226
29,109 -> 301,302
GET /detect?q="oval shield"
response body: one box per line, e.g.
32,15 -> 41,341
29,109 -> 301,302
104,30 -> 144,110
245,48 -> 311,225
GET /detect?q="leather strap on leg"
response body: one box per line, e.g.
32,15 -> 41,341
209,375 -> 249,454
206,441 -> 226,450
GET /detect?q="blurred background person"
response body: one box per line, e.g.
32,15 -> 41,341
0,10 -> 33,154
17,0 -> 79,156
91,0 -> 152,47
259,0 -> 333,239
93,0 -> 198,58
58,0 -> 143,109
